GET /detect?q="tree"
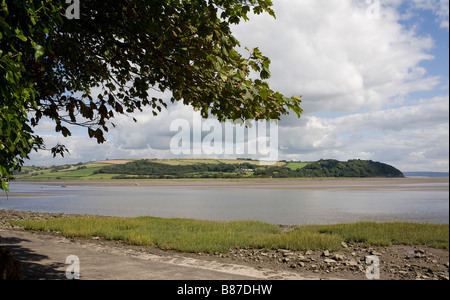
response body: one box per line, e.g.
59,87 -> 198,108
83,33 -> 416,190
0,0 -> 303,191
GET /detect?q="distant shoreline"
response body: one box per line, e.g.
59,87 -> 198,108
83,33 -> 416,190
11,177 -> 449,192
403,172 -> 449,178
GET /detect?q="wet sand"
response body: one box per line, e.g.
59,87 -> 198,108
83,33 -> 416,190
15,177 -> 449,191
0,193 -> 63,198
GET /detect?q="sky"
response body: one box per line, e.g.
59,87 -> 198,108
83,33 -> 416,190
27,0 -> 449,172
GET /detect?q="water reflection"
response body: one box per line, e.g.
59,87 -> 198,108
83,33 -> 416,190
1,181 -> 448,225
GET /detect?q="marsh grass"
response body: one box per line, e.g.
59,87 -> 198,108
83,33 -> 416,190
294,222 -> 449,249
11,217 -> 449,253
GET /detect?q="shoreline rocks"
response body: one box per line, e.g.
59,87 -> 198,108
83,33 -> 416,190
216,246 -> 449,280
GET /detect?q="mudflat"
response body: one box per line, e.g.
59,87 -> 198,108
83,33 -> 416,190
15,177 -> 449,191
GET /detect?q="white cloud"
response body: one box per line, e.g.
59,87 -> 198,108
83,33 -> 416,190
231,0 -> 440,113
278,95 -> 449,171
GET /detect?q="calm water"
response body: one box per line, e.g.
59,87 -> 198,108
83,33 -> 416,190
1,181 -> 448,225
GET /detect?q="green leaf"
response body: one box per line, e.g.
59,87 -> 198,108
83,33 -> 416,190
31,41 -> 45,60
260,69 -> 270,80
1,180 -> 9,192
245,91 -> 254,101
260,89 -> 269,100
221,46 -> 228,57
15,28 -> 27,41
61,126 -> 71,137
88,128 -> 95,138
220,73 -> 228,82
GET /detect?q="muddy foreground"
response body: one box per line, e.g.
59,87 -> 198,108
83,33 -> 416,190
1,210 -> 448,280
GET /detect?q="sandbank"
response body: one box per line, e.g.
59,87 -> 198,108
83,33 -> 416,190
16,177 -> 449,192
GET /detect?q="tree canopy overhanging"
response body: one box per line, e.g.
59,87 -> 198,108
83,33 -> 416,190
0,0 -> 303,191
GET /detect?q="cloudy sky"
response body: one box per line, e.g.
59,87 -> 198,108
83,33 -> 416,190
28,0 -> 449,172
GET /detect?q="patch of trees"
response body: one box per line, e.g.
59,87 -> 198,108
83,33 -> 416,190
253,160 -> 404,178
94,160 -> 255,179
94,159 -> 403,179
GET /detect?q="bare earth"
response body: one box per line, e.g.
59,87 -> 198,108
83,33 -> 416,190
14,177 -> 450,191
1,177 -> 448,280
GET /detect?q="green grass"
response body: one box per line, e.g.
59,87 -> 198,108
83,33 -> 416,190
11,217 -> 449,253
17,159 -> 291,181
151,159 -> 262,166
12,217 -> 281,253
17,164 -> 121,181
285,162 -> 310,170
294,222 -> 450,249
150,159 -> 287,168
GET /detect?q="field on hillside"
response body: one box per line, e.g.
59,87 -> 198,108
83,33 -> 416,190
16,158 -> 404,181
17,159 -> 306,181
152,158 -> 258,165
17,162 -> 119,181
285,162 -> 310,170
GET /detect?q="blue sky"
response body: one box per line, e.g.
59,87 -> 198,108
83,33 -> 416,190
28,0 -> 449,172
408,6 -> 448,98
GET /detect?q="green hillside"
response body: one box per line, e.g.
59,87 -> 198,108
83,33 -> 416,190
16,162 -> 119,181
253,159 -> 404,178
16,158 -> 403,181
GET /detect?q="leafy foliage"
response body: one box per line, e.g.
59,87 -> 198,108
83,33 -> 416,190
1,0 -> 303,190
253,159 -> 404,178
95,159 -> 404,179
95,159 -> 255,179
0,0 -> 65,190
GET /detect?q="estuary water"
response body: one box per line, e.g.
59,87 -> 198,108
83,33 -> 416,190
1,180 -> 448,225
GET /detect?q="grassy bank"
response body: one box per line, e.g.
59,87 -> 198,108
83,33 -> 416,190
16,159 -> 293,181
11,217 -> 449,253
